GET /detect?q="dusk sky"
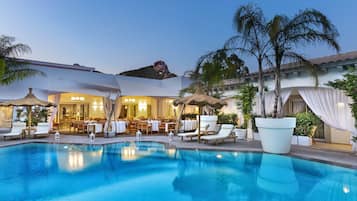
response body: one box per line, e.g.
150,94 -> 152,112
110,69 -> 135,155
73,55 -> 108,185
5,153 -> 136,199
1,0 -> 357,75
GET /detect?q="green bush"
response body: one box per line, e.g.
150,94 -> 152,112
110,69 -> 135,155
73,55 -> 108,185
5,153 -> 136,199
295,112 -> 321,136
218,113 -> 238,125
236,84 -> 257,128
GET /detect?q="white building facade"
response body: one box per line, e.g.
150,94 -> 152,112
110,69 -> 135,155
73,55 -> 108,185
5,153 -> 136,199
220,51 -> 357,144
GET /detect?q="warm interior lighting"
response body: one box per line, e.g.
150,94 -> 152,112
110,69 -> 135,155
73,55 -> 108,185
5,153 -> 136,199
92,101 -> 103,110
71,96 -> 85,101
121,146 -> 138,161
138,101 -> 147,111
166,148 -> 176,157
68,151 -> 84,171
124,98 -> 136,103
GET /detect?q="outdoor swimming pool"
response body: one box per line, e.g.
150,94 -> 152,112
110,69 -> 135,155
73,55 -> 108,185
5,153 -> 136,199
0,142 -> 356,201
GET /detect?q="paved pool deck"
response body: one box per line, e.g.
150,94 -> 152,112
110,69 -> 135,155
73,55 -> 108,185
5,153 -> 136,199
1,134 -> 356,169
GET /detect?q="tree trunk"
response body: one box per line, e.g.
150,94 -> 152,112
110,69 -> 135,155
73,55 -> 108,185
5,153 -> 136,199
198,106 -> 202,143
272,57 -> 282,118
258,59 -> 266,118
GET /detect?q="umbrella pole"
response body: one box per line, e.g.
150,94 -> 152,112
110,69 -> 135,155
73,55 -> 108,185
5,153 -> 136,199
198,106 -> 201,143
28,106 -> 32,138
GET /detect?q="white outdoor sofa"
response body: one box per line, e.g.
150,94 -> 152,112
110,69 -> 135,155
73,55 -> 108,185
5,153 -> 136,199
1,122 -> 26,140
200,124 -> 236,144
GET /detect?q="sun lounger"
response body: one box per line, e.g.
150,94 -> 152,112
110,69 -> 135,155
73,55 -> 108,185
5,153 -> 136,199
31,123 -> 50,138
1,122 -> 25,140
201,124 -> 236,144
177,124 -> 210,141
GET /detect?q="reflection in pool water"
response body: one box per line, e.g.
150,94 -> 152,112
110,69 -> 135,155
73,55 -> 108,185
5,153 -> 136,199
257,154 -> 299,195
57,145 -> 103,172
0,142 -> 355,201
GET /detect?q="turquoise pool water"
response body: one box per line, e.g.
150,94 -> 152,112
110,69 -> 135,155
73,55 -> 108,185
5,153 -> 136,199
0,142 -> 356,201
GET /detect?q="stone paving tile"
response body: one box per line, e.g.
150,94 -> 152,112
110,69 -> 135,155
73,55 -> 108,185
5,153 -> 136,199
1,134 -> 356,169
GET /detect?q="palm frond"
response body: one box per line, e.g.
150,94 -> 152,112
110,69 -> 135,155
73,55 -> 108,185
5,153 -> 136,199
1,67 -> 41,85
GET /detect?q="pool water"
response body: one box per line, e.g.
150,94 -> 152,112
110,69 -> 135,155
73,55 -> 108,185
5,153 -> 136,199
0,142 -> 356,201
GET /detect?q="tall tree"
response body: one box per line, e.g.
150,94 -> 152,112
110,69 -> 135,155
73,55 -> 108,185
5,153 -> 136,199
0,35 -> 42,85
180,51 -> 248,97
224,4 -> 271,117
266,9 -> 340,117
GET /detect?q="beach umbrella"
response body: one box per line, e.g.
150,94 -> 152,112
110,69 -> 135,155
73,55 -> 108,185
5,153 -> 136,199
0,88 -> 56,136
173,90 -> 226,143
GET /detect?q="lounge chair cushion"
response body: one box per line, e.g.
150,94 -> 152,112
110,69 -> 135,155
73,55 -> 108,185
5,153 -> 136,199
201,124 -> 234,141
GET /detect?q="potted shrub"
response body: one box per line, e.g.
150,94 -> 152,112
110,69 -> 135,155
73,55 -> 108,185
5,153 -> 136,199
294,112 -> 321,146
235,84 -> 256,140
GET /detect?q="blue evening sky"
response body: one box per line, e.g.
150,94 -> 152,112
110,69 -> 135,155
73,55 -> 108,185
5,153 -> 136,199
0,0 -> 356,75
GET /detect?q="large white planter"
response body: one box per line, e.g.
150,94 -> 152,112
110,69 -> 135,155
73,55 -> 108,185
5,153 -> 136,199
199,115 -> 218,133
257,154 -> 299,195
255,118 -> 296,154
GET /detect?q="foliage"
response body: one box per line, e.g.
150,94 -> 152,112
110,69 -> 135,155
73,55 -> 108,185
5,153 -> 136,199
223,4 -> 340,118
352,136 -> 357,143
224,4 -> 270,118
327,67 -> 357,128
295,112 -> 322,136
180,51 -> 248,97
236,84 -> 257,128
24,107 -> 48,126
266,9 -> 340,117
218,113 -> 238,125
0,35 -> 43,85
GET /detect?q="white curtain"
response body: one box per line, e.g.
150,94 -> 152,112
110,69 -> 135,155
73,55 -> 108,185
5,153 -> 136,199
103,95 -> 115,135
48,94 -> 61,130
292,99 -> 306,114
253,88 -> 292,115
298,88 -> 356,137
115,97 -> 122,119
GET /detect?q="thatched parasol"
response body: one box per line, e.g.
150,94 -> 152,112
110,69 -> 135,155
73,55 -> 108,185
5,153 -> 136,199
173,92 -> 226,143
0,88 -> 56,136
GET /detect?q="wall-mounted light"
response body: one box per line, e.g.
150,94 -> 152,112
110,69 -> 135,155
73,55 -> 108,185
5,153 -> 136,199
337,102 -> 345,108
124,98 -> 136,103
71,96 -> 85,101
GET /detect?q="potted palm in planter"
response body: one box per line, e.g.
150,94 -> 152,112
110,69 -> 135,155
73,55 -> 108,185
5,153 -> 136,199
235,84 -> 256,140
224,5 -> 339,153
253,8 -> 339,153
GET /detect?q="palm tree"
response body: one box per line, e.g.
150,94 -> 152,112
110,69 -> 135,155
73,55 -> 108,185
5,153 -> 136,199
266,9 -> 340,117
0,35 -> 42,85
224,4 -> 271,117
